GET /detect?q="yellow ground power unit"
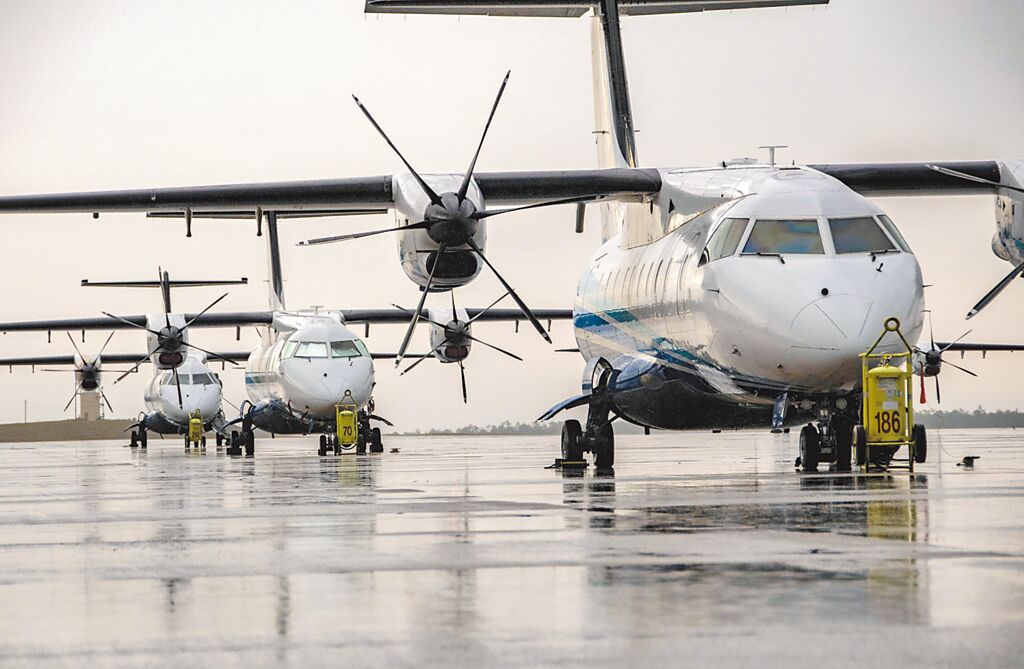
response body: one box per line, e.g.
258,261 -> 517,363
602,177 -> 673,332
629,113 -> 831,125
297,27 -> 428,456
336,392 -> 359,448
188,411 -> 205,448
855,318 -> 927,471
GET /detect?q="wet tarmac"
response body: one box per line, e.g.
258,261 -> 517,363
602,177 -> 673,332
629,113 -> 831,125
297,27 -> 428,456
0,428 -> 1022,667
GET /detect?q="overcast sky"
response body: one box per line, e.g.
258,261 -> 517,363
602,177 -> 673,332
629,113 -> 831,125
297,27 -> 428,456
0,0 -> 1022,429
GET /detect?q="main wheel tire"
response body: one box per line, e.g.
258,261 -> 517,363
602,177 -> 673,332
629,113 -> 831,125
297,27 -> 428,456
854,425 -> 868,466
370,427 -> 383,453
244,430 -> 255,456
834,418 -> 853,471
593,422 -> 615,469
912,424 -> 927,463
799,424 -> 821,472
130,431 -> 138,448
561,420 -> 584,461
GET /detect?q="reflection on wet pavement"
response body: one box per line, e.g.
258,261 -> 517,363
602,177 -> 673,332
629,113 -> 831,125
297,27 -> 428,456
0,429 -> 1022,666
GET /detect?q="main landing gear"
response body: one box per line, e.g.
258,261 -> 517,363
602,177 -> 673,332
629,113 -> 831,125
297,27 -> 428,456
560,372 -> 615,470
129,427 -> 148,449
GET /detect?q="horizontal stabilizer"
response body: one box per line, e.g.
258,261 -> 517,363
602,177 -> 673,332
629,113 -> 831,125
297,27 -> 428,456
365,0 -> 828,17
82,278 -> 248,288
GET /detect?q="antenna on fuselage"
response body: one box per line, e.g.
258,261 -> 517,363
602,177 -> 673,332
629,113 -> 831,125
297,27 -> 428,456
757,145 -> 789,166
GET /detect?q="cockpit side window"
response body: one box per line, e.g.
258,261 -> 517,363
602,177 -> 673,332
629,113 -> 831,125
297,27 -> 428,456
877,214 -> 912,253
699,217 -> 748,266
331,340 -> 367,358
829,217 -> 897,254
743,219 -> 824,255
294,341 -> 328,358
282,340 -> 299,359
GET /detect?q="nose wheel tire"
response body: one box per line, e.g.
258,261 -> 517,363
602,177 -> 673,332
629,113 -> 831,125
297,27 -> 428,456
799,424 -> 821,472
561,420 -> 584,461
244,430 -> 255,456
130,431 -> 138,448
227,430 -> 243,456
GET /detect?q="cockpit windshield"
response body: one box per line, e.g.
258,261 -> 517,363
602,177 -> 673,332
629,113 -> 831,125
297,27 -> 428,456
292,341 -> 329,358
331,340 -> 369,358
828,217 -> 897,254
743,219 -> 824,255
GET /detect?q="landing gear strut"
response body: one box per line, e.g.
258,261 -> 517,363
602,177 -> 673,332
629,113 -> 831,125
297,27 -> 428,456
560,371 -> 615,470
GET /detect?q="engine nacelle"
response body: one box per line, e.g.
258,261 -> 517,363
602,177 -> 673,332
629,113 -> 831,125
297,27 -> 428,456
144,313 -> 189,370
394,174 -> 487,292
428,305 -> 472,363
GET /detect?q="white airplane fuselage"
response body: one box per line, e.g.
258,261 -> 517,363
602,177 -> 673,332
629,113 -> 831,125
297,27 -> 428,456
141,352 -> 224,432
568,164 -> 924,428
243,313 -> 375,433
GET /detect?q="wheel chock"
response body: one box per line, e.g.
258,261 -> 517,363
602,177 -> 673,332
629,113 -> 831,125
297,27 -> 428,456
547,458 -> 588,470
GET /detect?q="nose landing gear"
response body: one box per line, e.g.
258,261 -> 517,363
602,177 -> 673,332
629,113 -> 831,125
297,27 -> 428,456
559,374 -> 616,471
796,411 -> 853,472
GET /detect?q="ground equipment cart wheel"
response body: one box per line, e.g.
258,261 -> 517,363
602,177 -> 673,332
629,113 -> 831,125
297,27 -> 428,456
912,424 -> 927,463
834,418 -> 852,471
854,425 -> 867,466
318,434 -> 327,456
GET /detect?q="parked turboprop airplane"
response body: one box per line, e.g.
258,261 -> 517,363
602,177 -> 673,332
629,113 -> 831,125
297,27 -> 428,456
0,218 -> 572,455
1,0 -> 1022,469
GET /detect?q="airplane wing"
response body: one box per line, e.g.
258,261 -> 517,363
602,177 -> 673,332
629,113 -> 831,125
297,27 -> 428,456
808,161 -> 1009,197
364,0 -> 829,17
0,312 -> 274,333
339,308 -> 574,323
0,352 -> 254,367
0,169 -> 661,215
935,342 -> 1024,354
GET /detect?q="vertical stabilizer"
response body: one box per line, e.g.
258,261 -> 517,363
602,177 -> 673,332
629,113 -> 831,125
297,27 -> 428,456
265,212 -> 286,312
592,0 -> 637,170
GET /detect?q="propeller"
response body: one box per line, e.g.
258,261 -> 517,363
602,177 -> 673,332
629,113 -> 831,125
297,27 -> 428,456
396,290 -> 522,403
916,311 -> 977,405
103,269 -> 240,408
298,71 -> 594,351
60,331 -> 117,414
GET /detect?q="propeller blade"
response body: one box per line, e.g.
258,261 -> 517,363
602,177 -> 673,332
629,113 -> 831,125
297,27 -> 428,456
450,287 -> 457,315
99,388 -> 114,413
466,237 -> 551,343
114,347 -> 160,383
95,331 -> 116,361
458,70 -> 510,201
399,341 -> 446,376
472,194 -> 597,221
182,341 -> 241,366
458,359 -> 468,404
389,303 -> 447,330
182,293 -> 229,330
352,95 -> 442,206
466,291 -> 510,325
395,243 -> 445,366
463,332 -> 523,362
928,164 -> 1024,195
965,259 -> 1024,320
941,357 -> 978,377
297,221 -> 431,247
940,329 -> 974,353
935,375 -> 941,405
63,384 -> 81,413
38,369 -> 78,373
65,331 -> 85,361
102,312 -> 160,337
172,366 -> 183,408
925,310 -> 936,350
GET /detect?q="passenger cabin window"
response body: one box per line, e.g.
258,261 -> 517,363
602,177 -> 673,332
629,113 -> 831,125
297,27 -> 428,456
743,219 -> 823,255
331,340 -> 369,358
293,341 -> 328,358
828,217 -> 896,254
699,218 -> 748,266
877,214 -> 912,252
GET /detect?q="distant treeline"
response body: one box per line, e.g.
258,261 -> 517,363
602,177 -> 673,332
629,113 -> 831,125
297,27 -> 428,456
401,409 -> 1024,435
915,409 -> 1024,429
